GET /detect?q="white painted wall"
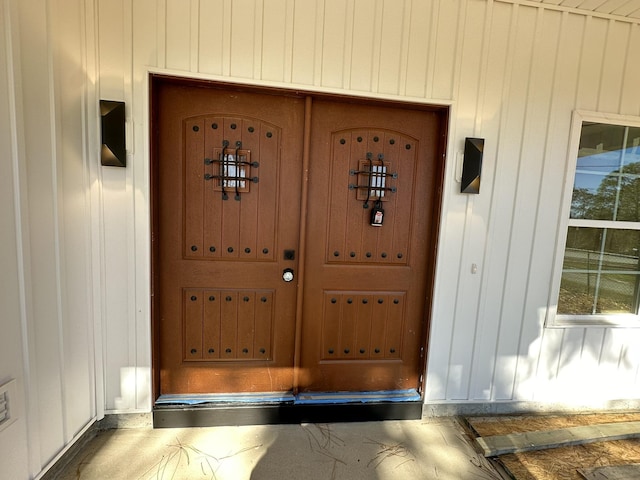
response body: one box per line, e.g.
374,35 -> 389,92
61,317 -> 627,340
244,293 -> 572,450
0,2 -> 30,478
2,1 -> 640,477
1,0 -> 99,478
96,0 -> 639,410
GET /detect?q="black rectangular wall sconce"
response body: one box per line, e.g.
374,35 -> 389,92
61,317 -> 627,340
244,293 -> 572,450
100,100 -> 126,167
461,137 -> 484,194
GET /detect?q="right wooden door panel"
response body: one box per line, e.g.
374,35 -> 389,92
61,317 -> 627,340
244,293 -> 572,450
300,99 -> 443,393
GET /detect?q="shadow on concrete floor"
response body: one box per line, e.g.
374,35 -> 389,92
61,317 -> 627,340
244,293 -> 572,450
51,418 -> 505,480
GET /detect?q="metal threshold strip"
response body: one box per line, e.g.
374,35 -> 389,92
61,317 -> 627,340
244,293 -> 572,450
155,389 -> 420,406
153,390 -> 422,428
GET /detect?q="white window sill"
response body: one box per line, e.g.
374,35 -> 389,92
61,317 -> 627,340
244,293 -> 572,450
547,314 -> 640,328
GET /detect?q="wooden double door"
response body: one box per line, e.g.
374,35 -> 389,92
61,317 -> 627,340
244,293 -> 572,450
153,76 -> 445,397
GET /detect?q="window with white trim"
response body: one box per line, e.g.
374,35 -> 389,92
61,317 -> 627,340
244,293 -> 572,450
551,113 -> 640,326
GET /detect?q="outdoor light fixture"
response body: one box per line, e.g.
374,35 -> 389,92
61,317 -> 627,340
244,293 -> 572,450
461,137 -> 484,194
100,100 -> 126,167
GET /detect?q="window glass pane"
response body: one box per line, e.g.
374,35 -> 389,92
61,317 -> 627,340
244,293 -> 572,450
570,172 -> 618,220
615,173 -> 640,221
558,227 -> 640,314
571,172 -> 640,221
577,123 -> 625,171
571,124 -> 640,221
624,126 -> 640,171
558,272 -> 597,315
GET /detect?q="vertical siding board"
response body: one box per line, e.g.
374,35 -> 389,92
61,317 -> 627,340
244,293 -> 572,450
199,0 -> 225,75
490,5 -> 540,400
468,1 -> 514,401
157,0 -> 167,68
253,0 -> 264,79
424,161 -> 465,389
404,0 -> 432,98
467,1 -> 522,400
426,199 -> 469,400
190,0 -> 200,72
576,328 -> 604,396
508,8 -> 563,401
620,330 -> 640,391
130,0 -> 156,411
553,328 -> 586,400
260,0 -> 288,82
443,0 -> 488,401
101,171 -> 131,411
575,16 -> 608,111
261,0 -> 291,82
349,0 -> 375,92
313,0 -> 325,85
450,0 -> 498,399
628,331 -> 640,393
397,0 -> 412,95
0,0 -> 31,472
321,0 -> 348,88
377,0 -> 405,94
221,0 -> 232,75
580,328 -> 608,396
283,0 -> 295,82
598,20 -> 629,112
450,0 -> 484,131
524,12 -> 584,400
97,0 -> 126,98
513,11 -> 583,402
424,0 -> 471,401
598,329 -> 640,399
229,0 -> 257,78
462,0 -> 498,401
533,328 -> 563,401
340,0 -> 354,90
17,0 -> 67,462
291,0 -> 318,85
426,184 -> 471,399
97,0 -> 134,411
132,0 -> 159,72
124,0 -> 139,408
431,0 -> 462,100
620,24 -> 640,115
165,0 -> 191,70
369,0 -> 384,93
52,0 -> 94,437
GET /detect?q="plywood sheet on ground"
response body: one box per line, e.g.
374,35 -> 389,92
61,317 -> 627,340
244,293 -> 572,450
467,413 -> 640,437
578,463 -> 640,480
467,413 -> 640,480
477,421 -> 640,456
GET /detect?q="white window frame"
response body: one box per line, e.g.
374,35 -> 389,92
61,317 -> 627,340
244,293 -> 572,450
547,110 -> 640,328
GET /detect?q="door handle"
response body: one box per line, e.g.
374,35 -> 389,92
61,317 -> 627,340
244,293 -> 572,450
282,268 -> 294,282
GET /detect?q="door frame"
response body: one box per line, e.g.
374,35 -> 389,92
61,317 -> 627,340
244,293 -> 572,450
149,72 -> 449,406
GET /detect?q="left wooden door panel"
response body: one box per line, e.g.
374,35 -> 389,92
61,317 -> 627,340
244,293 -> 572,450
154,78 -> 305,394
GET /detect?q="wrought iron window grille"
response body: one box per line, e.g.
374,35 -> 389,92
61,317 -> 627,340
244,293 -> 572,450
204,140 -> 259,200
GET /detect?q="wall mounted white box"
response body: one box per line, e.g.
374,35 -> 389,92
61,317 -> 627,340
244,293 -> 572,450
0,379 -> 18,432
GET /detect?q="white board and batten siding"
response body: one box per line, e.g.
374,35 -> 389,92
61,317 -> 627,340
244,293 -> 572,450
2,1 -> 640,478
96,0 -> 640,410
1,0 -> 100,477
8,2 -> 640,475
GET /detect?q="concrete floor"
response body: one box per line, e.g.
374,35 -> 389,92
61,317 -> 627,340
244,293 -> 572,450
51,418 -> 506,480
